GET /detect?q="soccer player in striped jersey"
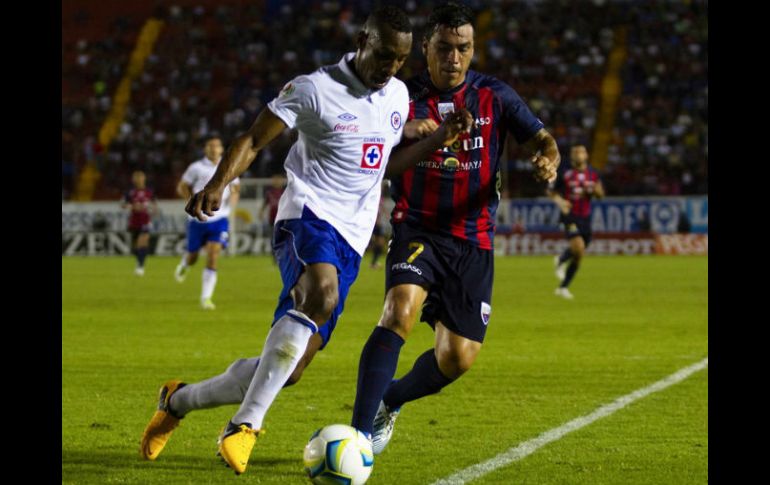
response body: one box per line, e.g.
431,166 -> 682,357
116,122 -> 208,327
350,2 -> 560,454
122,170 -> 157,276
548,144 -> 605,299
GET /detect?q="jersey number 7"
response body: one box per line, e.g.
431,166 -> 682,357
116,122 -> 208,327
407,242 -> 424,263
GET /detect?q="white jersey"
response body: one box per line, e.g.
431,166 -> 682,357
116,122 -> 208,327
267,52 -> 409,256
181,158 -> 241,222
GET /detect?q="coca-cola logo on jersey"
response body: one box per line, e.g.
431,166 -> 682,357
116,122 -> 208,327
334,123 -> 359,132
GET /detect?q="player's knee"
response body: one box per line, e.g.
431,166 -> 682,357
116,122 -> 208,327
380,304 -> 418,337
300,283 -> 338,321
437,348 -> 476,379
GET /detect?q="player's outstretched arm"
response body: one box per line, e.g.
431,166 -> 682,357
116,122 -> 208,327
521,128 -> 560,183
403,119 -> 440,139
186,109 -> 287,221
386,109 -> 473,177
547,187 -> 571,215
592,180 -> 605,199
229,183 -> 241,209
176,181 -> 193,200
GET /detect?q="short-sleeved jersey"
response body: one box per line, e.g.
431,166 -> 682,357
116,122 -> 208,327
181,158 -> 241,222
391,70 -> 544,249
124,188 -> 155,228
550,166 -> 601,218
267,53 -> 409,256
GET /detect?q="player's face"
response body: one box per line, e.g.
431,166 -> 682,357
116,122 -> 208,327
355,26 -> 412,90
424,24 -> 474,90
204,138 -> 224,162
132,171 -> 146,188
570,146 -> 588,170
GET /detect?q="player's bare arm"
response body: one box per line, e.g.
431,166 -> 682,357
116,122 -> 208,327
521,128 -> 560,183
229,183 -> 241,208
186,109 -> 287,221
386,109 -> 473,177
591,180 -> 605,199
176,180 -> 193,200
547,188 -> 572,214
403,118 -> 440,139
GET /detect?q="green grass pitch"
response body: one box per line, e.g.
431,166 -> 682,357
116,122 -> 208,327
62,255 -> 707,484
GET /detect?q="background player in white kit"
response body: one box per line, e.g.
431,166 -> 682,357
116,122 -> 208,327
141,6 -> 472,475
174,135 -> 240,310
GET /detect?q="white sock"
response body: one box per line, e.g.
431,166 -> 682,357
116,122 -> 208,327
179,254 -> 189,268
202,268 -> 217,300
231,311 -> 316,429
169,357 -> 260,417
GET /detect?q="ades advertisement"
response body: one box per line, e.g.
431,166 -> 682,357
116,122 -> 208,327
500,196 -> 708,234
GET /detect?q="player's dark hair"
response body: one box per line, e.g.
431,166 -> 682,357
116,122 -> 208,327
423,2 -> 475,41
368,5 -> 412,34
202,134 -> 222,145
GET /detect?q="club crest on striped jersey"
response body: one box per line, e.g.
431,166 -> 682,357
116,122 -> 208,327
361,143 -> 384,169
438,102 -> 455,120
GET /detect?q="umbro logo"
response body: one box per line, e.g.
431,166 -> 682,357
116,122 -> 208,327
338,113 -> 358,121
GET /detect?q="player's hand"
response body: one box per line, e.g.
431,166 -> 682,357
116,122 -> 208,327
434,109 -> 474,146
531,155 -> 558,184
185,186 -> 224,222
404,119 -> 440,139
559,200 -> 572,215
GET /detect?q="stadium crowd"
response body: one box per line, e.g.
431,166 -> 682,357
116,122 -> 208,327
62,0 -> 707,200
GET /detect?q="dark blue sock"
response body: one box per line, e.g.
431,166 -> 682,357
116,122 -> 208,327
561,261 -> 579,287
558,248 -> 573,265
136,247 -> 148,267
382,349 -> 453,409
351,327 -> 405,436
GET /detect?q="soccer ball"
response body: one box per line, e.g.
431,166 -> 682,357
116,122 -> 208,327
303,424 -> 374,485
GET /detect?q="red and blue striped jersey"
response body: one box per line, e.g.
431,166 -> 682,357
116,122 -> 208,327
552,167 -> 601,218
391,70 -> 543,249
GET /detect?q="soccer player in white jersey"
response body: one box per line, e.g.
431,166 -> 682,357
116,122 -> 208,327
174,135 -> 241,310
140,6 -> 473,476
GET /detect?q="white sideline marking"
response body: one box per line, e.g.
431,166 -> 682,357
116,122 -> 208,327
430,357 -> 708,485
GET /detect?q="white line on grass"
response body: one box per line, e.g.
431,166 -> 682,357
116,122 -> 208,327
430,357 -> 708,485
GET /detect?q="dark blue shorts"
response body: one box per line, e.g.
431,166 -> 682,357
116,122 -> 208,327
186,218 -> 230,252
385,223 -> 493,343
561,214 -> 592,247
272,207 -> 361,349
128,224 -> 151,240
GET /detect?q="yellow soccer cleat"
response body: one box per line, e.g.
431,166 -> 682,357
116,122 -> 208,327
140,380 -> 186,460
217,421 -> 265,475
